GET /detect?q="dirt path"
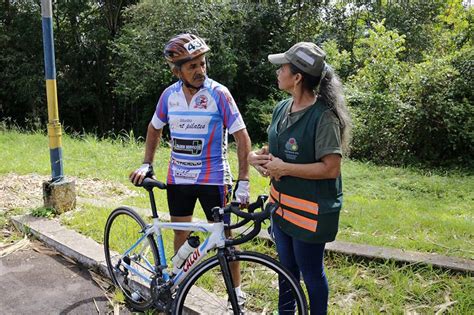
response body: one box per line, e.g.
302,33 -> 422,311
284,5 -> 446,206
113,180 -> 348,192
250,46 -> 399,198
0,173 -> 138,212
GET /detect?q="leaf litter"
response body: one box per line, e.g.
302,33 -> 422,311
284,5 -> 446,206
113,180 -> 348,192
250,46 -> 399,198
0,173 -> 138,259
0,173 -> 138,211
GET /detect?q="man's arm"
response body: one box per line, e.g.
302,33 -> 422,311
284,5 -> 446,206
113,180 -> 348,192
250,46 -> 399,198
232,128 -> 251,180
143,123 -> 163,164
129,123 -> 163,185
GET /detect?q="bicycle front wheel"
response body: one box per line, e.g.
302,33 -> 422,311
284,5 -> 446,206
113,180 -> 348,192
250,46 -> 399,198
174,251 -> 308,314
104,207 -> 160,311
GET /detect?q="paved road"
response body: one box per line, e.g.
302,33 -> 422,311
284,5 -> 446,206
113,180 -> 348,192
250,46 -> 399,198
0,241 -> 131,315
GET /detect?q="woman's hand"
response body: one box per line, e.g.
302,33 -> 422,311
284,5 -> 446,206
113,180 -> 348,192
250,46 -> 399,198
264,154 -> 287,181
248,147 -> 271,177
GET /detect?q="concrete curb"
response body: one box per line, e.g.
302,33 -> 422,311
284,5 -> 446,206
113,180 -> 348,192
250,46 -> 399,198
10,214 -> 225,314
325,241 -> 474,273
11,211 -> 474,274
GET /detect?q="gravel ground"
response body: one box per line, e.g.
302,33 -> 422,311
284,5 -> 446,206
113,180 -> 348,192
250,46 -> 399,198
0,173 -> 138,212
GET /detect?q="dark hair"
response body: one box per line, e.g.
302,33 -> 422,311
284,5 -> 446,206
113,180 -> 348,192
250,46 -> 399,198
289,64 -> 321,91
290,63 -> 352,154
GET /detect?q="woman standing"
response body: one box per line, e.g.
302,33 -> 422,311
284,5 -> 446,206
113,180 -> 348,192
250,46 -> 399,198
248,42 -> 351,314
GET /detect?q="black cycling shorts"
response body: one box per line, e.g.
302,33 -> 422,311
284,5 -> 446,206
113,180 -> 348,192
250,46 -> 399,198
166,184 -> 232,223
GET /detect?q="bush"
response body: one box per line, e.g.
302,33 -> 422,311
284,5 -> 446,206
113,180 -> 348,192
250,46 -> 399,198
242,98 -> 276,144
348,90 -> 414,164
346,18 -> 473,167
399,51 -> 474,166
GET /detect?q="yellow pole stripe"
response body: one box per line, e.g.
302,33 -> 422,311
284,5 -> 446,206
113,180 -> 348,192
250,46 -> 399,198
46,79 -> 59,121
45,79 -> 62,149
47,122 -> 62,149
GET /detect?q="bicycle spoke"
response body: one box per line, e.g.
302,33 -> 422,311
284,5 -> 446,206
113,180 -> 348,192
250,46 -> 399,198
175,252 -> 307,314
104,207 -> 160,311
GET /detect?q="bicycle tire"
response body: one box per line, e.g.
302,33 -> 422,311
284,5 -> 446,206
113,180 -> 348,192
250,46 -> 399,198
104,206 -> 160,311
173,251 -> 308,314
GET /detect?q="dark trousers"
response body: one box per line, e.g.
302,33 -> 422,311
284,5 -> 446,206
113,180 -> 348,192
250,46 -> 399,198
273,222 -> 328,315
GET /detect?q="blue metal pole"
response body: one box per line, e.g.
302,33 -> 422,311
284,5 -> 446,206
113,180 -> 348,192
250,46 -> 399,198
41,0 -> 64,181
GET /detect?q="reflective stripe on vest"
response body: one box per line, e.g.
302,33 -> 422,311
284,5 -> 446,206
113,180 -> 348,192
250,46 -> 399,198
270,185 -> 319,215
270,184 -> 319,232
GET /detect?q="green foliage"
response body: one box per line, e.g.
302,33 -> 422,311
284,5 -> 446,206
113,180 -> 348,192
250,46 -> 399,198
1,0 -> 472,168
346,14 -> 473,166
112,1 -> 291,137
321,40 -> 352,79
399,53 -> 473,165
351,20 -> 407,94
0,1 -> 45,124
347,20 -> 411,164
242,98 -> 275,143
377,0 -> 446,62
348,91 -> 412,164
31,207 -> 55,219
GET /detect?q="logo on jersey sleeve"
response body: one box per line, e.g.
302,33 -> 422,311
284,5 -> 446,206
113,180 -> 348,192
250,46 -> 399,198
172,138 -> 204,156
223,91 -> 238,115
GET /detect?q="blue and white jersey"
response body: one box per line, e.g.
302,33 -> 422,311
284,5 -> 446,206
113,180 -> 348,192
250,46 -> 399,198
151,78 -> 246,185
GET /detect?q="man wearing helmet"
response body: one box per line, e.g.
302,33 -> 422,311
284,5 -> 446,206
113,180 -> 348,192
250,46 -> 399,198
130,33 -> 251,303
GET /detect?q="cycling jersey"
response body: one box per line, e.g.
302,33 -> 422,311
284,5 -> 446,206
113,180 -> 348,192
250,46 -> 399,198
151,78 -> 246,185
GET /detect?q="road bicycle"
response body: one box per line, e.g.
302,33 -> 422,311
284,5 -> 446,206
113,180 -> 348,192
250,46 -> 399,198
104,177 -> 308,314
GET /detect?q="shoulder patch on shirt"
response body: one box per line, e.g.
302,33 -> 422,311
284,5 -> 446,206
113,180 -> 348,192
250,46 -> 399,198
223,90 -> 238,115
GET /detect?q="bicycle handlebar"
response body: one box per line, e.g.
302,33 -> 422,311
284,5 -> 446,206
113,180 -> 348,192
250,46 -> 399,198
220,195 -> 274,247
136,177 -> 167,190
225,196 -> 269,221
136,178 -> 273,246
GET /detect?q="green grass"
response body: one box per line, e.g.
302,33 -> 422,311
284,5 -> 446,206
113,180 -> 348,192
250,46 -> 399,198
1,129 -> 472,259
341,161 -> 474,259
326,254 -> 473,314
31,207 -> 55,218
61,204 -> 473,314
1,129 -> 473,312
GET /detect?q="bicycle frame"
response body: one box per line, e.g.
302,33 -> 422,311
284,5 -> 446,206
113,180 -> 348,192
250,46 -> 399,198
107,181 -> 307,314
120,216 -> 228,291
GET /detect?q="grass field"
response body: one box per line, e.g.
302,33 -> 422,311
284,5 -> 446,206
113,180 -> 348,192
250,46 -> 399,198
1,129 -> 473,313
1,129 -> 472,259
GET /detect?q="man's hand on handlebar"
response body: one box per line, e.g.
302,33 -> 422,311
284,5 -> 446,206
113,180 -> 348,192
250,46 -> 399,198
225,195 -> 269,221
220,195 -> 270,246
233,179 -> 250,208
129,163 -> 155,185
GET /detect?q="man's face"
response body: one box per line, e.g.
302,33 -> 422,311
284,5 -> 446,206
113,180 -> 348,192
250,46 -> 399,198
178,54 -> 207,88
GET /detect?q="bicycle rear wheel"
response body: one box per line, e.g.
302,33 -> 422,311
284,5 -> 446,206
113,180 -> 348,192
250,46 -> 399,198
104,207 -> 160,311
174,251 -> 308,314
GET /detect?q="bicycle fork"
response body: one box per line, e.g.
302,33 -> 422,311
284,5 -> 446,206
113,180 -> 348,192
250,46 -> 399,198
216,249 -> 241,315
